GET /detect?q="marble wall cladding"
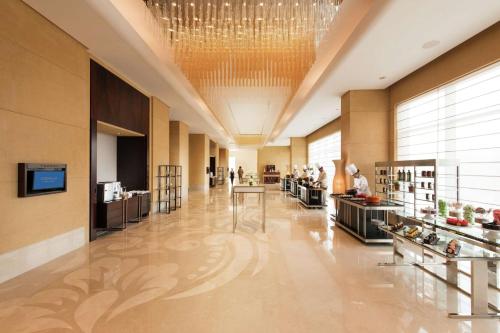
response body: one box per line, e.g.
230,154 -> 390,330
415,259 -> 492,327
189,134 -> 209,191
218,148 -> 229,171
170,121 -> 190,199
0,0 -> 90,255
341,90 -> 389,189
150,97 -> 170,212
257,146 -> 291,179
290,137 -> 307,170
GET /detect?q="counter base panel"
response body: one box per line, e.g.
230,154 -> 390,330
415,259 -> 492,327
334,219 -> 393,244
299,200 -> 326,209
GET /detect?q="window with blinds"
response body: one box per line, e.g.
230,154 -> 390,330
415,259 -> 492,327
308,131 -> 341,193
397,61 -> 500,209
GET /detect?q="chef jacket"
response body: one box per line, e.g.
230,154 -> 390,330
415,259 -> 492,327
354,175 -> 371,196
316,170 -> 328,189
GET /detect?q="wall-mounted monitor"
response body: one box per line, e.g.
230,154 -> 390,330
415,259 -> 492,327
18,163 -> 67,197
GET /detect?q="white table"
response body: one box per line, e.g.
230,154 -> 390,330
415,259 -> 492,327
232,185 -> 266,233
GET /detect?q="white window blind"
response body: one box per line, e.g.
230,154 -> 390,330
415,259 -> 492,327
308,132 -> 341,193
397,61 -> 500,209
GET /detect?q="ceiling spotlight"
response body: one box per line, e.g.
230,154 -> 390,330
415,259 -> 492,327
422,40 -> 440,49
379,76 -> 386,80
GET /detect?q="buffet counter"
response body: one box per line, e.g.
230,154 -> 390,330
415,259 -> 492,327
289,179 -> 299,197
333,195 -> 404,243
280,177 -> 291,191
380,224 -> 500,319
407,216 -> 500,248
298,185 -> 326,208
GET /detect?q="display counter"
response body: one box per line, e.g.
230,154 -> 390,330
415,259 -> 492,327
380,224 -> 500,319
410,216 -> 500,248
333,196 -> 404,243
298,185 -> 326,208
280,178 -> 291,191
289,179 -> 299,197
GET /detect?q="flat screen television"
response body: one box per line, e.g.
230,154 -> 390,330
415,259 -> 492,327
18,163 -> 67,197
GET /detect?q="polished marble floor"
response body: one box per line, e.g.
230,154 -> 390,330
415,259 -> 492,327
0,186 -> 498,333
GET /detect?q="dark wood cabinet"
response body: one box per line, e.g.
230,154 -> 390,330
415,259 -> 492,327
96,193 -> 150,230
97,199 -> 126,229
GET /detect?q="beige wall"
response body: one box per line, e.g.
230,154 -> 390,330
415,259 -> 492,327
170,121 -> 189,199
209,140 -> 219,170
150,97 -> 169,212
230,149 -> 258,176
257,146 -> 291,180
290,137 -> 307,169
306,118 -> 341,144
341,90 -> 389,190
0,0 -> 89,253
388,22 -> 500,159
219,148 -> 229,171
189,134 -> 209,191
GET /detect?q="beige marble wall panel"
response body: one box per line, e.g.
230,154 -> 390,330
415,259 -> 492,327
0,38 -> 88,128
341,90 -> 389,191
150,97 -> 169,212
290,137 -> 307,169
0,1 -> 88,79
219,148 -> 229,170
257,146 -> 291,180
170,121 -> 190,198
189,134 -> 209,191
0,0 -> 89,254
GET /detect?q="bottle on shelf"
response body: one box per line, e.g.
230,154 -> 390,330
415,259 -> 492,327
397,170 -> 402,181
406,170 -> 412,182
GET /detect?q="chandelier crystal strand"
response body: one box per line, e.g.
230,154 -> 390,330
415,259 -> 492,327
145,0 -> 341,110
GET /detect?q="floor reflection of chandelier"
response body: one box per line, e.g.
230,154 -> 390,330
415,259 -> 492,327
145,0 -> 341,91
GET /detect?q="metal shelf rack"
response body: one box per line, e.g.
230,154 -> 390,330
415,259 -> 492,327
156,165 -> 182,214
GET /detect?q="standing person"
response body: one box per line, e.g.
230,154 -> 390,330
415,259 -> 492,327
229,168 -> 235,186
345,163 -> 371,195
314,166 -> 328,189
237,166 -> 244,184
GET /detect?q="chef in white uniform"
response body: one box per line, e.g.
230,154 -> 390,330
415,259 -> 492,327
345,163 -> 371,195
300,165 -> 309,179
292,165 -> 300,178
314,165 -> 328,189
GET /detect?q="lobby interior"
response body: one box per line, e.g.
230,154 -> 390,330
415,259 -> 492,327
1,0 -> 500,332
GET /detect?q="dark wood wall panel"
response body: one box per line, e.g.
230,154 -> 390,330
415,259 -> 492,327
89,59 -> 150,241
90,60 -> 149,134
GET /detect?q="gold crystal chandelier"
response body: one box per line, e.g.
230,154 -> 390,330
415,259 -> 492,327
145,0 -> 341,102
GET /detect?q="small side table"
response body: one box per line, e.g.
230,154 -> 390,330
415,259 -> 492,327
232,185 -> 266,233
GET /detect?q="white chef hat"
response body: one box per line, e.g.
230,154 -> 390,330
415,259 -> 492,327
315,163 -> 321,169
345,163 -> 358,176
293,164 -> 298,169
303,165 -> 308,170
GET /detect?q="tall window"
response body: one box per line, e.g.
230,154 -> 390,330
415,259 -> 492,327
308,132 -> 341,192
397,61 -> 500,210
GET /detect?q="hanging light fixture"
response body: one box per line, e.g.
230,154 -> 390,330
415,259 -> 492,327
145,0 -> 341,110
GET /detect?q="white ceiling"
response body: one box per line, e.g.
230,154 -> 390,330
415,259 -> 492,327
277,0 -> 500,141
207,86 -> 290,136
24,0 -> 500,148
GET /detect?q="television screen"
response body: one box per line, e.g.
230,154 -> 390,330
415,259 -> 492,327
32,170 -> 65,191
